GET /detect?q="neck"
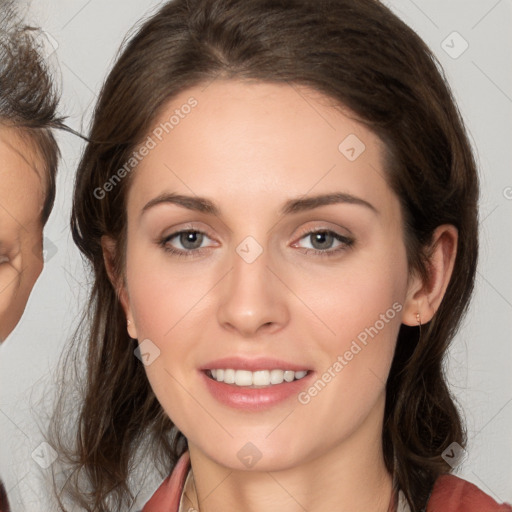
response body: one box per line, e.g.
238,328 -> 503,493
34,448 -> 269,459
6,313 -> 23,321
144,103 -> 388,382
185,394 -> 395,512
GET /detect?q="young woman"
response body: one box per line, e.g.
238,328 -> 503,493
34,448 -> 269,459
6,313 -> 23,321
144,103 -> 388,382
49,0 -> 512,511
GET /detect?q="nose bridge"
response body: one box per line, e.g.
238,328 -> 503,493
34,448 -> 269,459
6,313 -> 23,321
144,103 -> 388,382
216,233 -> 288,336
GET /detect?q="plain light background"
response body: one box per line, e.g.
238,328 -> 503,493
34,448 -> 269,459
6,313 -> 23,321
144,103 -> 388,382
0,0 -> 511,510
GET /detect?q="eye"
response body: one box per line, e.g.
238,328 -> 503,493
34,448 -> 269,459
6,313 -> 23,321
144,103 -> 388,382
158,229 -> 214,258
293,229 -> 354,257
158,227 -> 354,259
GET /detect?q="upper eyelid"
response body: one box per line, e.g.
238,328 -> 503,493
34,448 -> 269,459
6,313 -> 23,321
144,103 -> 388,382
161,218 -> 352,235
162,225 -> 216,242
295,225 -> 352,238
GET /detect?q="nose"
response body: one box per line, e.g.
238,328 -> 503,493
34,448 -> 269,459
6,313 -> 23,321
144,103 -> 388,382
216,240 -> 289,338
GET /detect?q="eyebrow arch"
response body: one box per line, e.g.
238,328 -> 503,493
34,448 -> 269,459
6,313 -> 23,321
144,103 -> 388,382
140,191 -> 378,218
281,192 -> 378,215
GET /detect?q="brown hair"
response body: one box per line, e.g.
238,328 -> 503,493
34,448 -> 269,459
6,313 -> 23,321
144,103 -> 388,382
49,0 -> 479,510
0,1 -> 64,225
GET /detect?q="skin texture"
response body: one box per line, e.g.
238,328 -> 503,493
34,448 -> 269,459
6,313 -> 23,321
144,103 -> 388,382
0,125 -> 44,343
103,79 -> 457,512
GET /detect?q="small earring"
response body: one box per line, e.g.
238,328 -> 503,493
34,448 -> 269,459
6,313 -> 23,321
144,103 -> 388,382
127,319 -> 131,326
416,312 -> 421,325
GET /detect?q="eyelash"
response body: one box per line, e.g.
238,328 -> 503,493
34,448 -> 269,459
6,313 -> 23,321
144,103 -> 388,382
158,228 -> 354,259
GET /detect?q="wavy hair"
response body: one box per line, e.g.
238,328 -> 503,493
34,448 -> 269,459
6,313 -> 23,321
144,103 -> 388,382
49,1 -> 479,510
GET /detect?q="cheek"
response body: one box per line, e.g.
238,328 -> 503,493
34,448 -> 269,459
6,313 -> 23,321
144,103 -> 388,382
126,248 -> 213,339
124,251 -> 199,424
325,271 -> 404,350
124,244 -> 216,400
289,242 -> 408,416
295,243 -> 408,355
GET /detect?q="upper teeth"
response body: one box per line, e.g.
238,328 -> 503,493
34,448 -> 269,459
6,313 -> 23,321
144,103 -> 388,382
209,369 -> 308,387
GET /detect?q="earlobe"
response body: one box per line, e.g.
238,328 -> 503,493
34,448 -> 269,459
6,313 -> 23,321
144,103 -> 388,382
100,235 -> 138,339
402,224 -> 458,326
126,318 -> 137,339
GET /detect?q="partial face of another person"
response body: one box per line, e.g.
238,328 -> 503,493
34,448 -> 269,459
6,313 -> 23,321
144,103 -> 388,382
109,79 -> 442,472
0,125 -> 44,343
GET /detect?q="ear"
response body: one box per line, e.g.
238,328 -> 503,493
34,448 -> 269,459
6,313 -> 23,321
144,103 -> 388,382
402,224 -> 458,326
100,235 -> 138,339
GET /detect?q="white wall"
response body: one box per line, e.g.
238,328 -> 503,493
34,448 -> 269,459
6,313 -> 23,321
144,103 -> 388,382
0,0 -> 511,509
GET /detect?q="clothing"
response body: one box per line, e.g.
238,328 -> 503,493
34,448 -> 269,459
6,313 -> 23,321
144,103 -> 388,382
0,480 -> 10,512
143,451 -> 512,512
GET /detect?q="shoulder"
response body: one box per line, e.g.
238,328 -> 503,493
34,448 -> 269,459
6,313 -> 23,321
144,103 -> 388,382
427,474 -> 512,512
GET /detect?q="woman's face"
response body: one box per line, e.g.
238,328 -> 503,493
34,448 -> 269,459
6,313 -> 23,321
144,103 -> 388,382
118,79 -> 418,471
0,126 -> 44,343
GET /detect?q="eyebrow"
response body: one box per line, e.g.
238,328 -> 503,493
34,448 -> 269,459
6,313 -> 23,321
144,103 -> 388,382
140,191 -> 378,218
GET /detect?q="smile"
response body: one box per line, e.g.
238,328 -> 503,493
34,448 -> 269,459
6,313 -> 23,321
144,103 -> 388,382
206,368 -> 309,388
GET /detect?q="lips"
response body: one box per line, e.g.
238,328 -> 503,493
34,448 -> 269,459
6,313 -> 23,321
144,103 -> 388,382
198,356 -> 315,410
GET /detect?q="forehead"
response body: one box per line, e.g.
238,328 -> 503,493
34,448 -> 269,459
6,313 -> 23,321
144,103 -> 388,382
127,79 -> 396,220
0,124 -> 44,184
0,125 -> 44,218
